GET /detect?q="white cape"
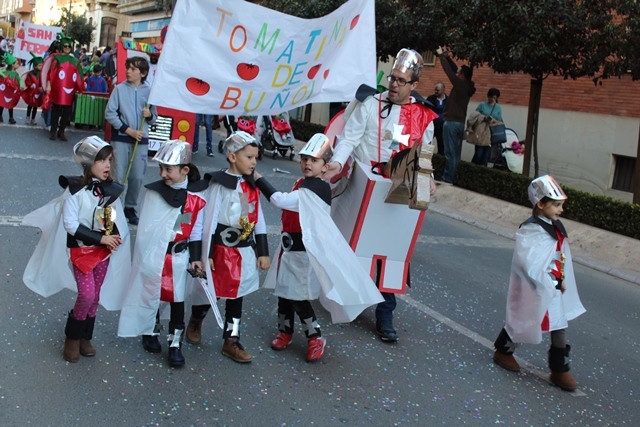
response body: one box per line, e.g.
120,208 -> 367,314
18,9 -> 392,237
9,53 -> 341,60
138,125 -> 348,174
118,190 -> 184,337
22,189 -> 131,311
264,188 -> 383,323
505,222 -> 586,344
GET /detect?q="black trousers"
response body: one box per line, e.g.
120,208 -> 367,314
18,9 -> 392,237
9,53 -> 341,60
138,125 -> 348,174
50,103 -> 72,134
277,297 -> 320,338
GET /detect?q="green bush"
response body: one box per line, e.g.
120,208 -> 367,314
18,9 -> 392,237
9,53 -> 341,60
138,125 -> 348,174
443,155 -> 640,239
290,118 -> 326,142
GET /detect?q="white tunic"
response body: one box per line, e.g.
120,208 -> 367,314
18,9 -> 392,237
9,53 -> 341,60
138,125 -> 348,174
505,221 -> 586,344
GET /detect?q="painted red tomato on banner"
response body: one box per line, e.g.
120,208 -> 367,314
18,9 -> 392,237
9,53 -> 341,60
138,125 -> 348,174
185,77 -> 210,96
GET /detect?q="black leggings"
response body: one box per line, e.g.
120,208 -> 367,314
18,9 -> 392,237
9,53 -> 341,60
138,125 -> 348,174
26,106 -> 38,120
0,107 -> 14,119
277,297 -> 321,338
192,297 -> 244,339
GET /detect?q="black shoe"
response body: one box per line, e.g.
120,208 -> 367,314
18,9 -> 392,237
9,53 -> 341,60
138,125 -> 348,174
8,118 -> 16,124
376,321 -> 398,343
124,207 -> 139,225
142,335 -> 162,353
168,346 -> 185,367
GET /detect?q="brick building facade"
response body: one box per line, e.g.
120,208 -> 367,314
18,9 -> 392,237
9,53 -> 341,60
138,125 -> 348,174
413,57 -> 640,201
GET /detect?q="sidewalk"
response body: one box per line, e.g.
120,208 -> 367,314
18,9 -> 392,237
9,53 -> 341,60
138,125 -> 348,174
430,183 -> 640,285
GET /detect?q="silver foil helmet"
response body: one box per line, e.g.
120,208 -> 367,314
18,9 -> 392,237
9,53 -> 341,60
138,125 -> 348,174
528,175 -> 567,206
299,133 -> 333,163
73,136 -> 111,168
392,48 -> 424,76
153,140 -> 192,165
223,131 -> 257,155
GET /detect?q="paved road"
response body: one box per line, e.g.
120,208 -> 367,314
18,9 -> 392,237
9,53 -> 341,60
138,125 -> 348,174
1,113 -> 639,425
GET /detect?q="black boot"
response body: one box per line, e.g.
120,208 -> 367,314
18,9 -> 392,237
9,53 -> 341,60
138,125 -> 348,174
142,322 -> 162,353
549,345 -> 578,391
80,316 -> 96,357
64,311 -> 85,362
167,322 -> 185,368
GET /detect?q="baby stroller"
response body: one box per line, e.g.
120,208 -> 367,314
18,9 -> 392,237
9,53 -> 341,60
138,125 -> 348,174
491,128 -> 524,174
259,112 -> 296,160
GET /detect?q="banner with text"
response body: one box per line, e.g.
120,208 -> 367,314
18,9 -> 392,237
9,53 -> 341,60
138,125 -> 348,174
149,0 -> 376,116
14,22 -> 62,61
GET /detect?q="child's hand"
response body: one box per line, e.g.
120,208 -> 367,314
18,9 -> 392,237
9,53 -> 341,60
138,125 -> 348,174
254,170 -> 262,180
187,261 -> 206,278
257,256 -> 270,270
125,128 -> 145,142
561,283 -> 566,294
141,107 -> 151,118
208,258 -> 215,271
100,234 -> 122,250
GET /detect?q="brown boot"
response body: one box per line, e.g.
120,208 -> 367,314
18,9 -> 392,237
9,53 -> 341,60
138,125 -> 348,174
63,312 -> 84,362
549,345 -> 578,391
80,316 -> 96,357
186,315 -> 203,344
493,351 -> 521,372
222,337 -> 252,363
49,129 -> 56,140
550,371 -> 578,391
63,337 -> 80,362
58,132 -> 67,142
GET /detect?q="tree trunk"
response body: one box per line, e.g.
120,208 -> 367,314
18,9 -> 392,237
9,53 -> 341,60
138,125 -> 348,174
522,78 -> 543,177
634,123 -> 640,204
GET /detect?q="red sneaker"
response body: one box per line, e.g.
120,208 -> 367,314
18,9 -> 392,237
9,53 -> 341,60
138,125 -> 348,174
306,336 -> 326,362
271,332 -> 293,351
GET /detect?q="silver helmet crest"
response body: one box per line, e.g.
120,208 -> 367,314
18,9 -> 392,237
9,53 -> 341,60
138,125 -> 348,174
73,136 -> 111,168
223,131 -> 257,155
392,48 -> 424,76
299,133 -> 333,163
528,175 -> 567,206
153,140 -> 192,165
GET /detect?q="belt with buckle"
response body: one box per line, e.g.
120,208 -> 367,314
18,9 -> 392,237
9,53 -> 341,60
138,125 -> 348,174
281,232 -> 305,252
213,224 -> 253,248
167,240 -> 188,254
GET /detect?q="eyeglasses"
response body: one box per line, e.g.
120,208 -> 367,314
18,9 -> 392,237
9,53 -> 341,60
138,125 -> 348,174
62,44 -> 71,48
387,75 -> 413,87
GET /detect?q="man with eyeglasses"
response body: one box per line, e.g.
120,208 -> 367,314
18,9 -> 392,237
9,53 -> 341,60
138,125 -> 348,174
323,48 -> 438,343
435,46 -> 476,184
45,34 -> 84,141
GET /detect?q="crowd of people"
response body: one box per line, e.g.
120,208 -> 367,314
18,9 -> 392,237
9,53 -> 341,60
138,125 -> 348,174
15,44 -> 584,393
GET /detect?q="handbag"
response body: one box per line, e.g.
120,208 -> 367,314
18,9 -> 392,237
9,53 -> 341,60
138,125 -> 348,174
490,122 -> 507,144
41,92 -> 51,110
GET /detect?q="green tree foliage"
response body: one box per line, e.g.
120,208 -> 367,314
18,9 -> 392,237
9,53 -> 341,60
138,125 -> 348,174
259,0 -> 447,62
52,8 -> 95,47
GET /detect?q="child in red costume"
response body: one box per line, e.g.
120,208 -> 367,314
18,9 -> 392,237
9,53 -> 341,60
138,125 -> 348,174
0,52 -> 24,124
22,53 -> 44,125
